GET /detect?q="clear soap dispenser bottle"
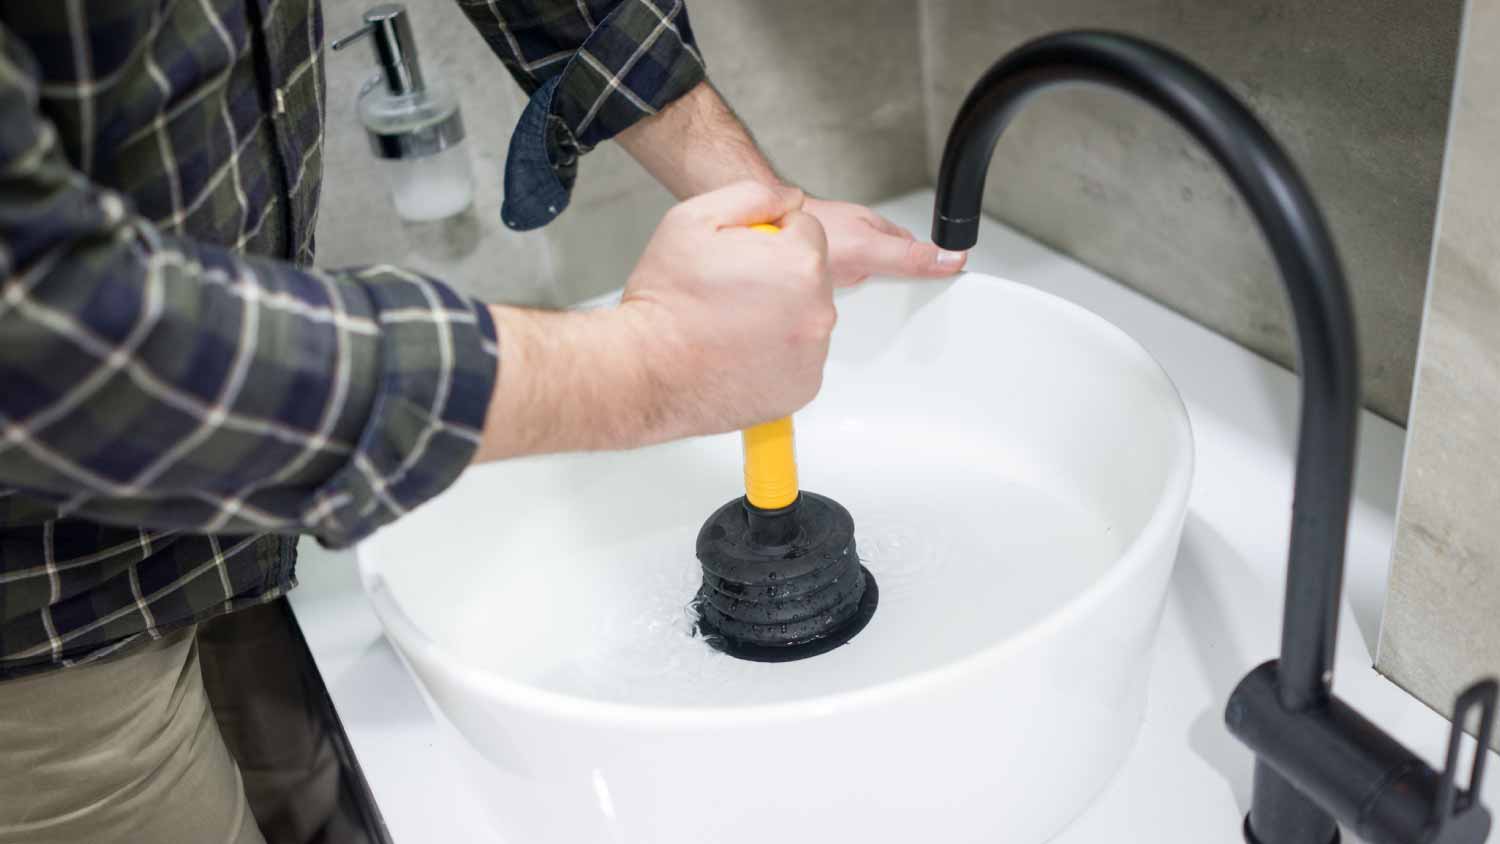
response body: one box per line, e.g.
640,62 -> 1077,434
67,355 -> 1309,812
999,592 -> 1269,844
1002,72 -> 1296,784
332,4 -> 474,225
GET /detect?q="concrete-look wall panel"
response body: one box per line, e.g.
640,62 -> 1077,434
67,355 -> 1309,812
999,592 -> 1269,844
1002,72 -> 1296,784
920,0 -> 1462,422
1378,0 -> 1500,748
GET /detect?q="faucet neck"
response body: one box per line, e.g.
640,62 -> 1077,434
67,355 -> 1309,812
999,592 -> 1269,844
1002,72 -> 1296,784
931,30 -> 1360,713
921,30 -> 1500,844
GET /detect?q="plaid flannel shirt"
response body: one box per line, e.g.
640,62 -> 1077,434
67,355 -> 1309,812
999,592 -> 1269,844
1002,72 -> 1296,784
0,0 -> 705,679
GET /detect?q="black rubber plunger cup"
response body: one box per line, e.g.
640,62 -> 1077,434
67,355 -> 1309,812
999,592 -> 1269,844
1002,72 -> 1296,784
695,491 -> 878,662
693,375 -> 876,661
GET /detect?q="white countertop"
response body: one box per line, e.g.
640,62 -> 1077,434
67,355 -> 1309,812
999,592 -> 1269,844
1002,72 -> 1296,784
288,190 -> 1499,842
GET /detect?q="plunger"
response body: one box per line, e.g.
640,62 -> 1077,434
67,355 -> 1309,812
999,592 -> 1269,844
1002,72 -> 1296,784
693,225 -> 878,662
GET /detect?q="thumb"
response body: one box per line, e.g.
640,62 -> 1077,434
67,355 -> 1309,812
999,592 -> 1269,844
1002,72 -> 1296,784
860,230 -> 968,279
681,180 -> 805,229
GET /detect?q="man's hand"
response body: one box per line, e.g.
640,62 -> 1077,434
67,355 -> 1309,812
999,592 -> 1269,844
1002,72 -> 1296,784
621,181 -> 834,437
617,82 -> 967,287
474,182 -> 833,462
803,197 -> 968,287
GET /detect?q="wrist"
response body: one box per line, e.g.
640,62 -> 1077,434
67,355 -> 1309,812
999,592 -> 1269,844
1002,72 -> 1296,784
618,81 -> 785,199
600,300 -> 673,446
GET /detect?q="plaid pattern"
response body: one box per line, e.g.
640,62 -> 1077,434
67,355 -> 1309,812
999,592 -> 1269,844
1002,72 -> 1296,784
0,0 -> 703,680
457,0 -> 705,154
0,0 -> 533,680
466,0 -> 706,230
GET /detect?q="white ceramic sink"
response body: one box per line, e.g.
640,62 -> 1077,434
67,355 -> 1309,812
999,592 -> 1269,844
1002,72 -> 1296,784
357,273 -> 1194,844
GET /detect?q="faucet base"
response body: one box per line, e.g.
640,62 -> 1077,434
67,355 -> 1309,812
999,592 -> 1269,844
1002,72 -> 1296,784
1244,760 -> 1339,844
1228,660 -> 1495,844
1243,814 -> 1340,844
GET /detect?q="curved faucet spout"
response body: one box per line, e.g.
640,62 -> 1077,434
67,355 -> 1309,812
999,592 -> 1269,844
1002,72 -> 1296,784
929,30 -> 1500,844
932,29 -> 1359,714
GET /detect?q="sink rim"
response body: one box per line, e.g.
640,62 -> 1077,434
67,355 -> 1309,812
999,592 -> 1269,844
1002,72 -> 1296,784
357,276 -> 1195,730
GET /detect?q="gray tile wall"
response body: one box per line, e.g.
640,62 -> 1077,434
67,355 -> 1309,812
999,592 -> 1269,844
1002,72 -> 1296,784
1377,0 -> 1500,747
919,0 -> 1463,422
316,0 -> 927,308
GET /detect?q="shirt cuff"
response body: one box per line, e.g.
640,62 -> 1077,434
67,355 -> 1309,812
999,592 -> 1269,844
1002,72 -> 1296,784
501,0 -> 706,231
308,272 -> 497,548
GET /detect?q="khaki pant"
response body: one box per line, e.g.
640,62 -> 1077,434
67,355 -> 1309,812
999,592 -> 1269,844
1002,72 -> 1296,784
0,627 -> 265,844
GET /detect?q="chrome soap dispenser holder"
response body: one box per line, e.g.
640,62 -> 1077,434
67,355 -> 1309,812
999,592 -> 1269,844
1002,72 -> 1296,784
332,4 -> 476,231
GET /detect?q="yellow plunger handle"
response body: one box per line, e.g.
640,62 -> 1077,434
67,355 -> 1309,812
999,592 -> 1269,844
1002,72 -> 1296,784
741,223 -> 800,510
743,417 -> 798,509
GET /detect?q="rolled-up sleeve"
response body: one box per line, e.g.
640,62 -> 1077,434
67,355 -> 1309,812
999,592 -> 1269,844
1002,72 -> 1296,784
454,0 -> 707,230
0,23 -> 496,549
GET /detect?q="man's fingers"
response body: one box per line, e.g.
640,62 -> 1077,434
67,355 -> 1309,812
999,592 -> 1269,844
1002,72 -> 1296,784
684,180 -> 805,228
861,231 -> 968,278
867,213 -> 914,240
775,209 -> 833,296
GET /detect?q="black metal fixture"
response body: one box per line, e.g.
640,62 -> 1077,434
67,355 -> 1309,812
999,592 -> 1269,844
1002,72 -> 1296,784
930,30 -> 1499,844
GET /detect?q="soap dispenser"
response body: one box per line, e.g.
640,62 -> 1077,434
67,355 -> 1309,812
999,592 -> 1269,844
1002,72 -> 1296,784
332,4 -> 475,226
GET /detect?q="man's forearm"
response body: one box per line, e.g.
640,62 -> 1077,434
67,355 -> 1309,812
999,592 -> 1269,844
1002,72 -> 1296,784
473,305 -> 660,461
615,81 -> 782,199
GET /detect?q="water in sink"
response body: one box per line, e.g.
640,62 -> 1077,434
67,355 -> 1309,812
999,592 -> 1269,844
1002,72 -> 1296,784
357,276 -> 1194,844
445,433 -> 1123,708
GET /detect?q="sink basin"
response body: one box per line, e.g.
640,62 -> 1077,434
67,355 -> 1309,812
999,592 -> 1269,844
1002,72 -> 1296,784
356,273 -> 1194,844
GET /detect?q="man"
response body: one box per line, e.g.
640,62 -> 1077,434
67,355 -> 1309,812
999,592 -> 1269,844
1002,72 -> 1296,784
0,1 -> 965,841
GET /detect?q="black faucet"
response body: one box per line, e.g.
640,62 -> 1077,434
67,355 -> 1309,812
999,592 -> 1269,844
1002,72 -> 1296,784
930,30 -> 1499,844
